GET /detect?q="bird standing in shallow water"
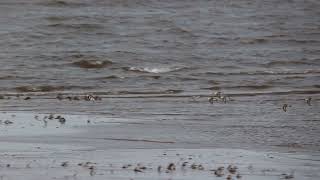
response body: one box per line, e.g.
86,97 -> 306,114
208,91 -> 229,104
305,97 -> 312,106
282,104 -> 288,112
208,97 -> 218,104
221,96 -> 227,103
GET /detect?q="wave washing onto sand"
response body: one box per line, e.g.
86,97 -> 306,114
123,66 -> 186,74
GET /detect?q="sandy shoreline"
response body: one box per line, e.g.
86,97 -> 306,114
1,111 -> 320,180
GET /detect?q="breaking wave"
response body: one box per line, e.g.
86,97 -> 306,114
123,66 -> 186,73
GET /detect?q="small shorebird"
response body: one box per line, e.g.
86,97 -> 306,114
221,96 -> 227,103
282,104 -> 292,112
214,166 -> 224,177
85,94 -> 101,101
305,97 -> 312,106
282,104 -> 288,112
214,91 -> 222,98
236,173 -> 242,179
208,97 -> 218,104
208,91 -> 229,104
227,165 -> 237,174
167,163 -> 176,171
85,94 -> 94,101
191,95 -> 200,102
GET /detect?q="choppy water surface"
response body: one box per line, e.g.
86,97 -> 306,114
1,0 -> 320,95
0,0 -> 320,151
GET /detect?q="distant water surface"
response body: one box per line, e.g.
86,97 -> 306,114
0,0 -> 319,95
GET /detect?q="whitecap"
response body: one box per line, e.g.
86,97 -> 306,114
125,66 -> 185,73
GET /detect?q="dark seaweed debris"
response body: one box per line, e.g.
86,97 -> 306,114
73,60 -> 113,69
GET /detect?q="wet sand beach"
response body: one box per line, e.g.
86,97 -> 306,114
1,0 -> 320,179
1,93 -> 320,179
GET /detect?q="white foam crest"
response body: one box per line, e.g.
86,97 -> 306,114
128,66 -> 184,73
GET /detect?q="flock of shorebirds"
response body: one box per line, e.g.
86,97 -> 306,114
1,92 -> 312,180
56,160 -> 242,179
282,97 -> 312,112
0,94 -> 102,101
208,91 -> 313,113
1,91 -> 315,111
1,160 -> 243,179
56,94 -> 102,101
0,91 -> 315,129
